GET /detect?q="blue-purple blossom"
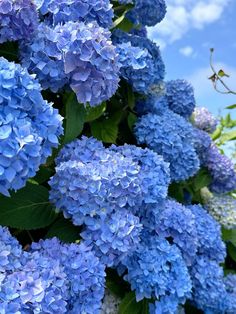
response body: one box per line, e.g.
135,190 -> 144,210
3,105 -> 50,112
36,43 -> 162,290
56,21 -> 120,106
31,238 -> 106,313
192,128 -> 212,164
110,144 -> 170,203
192,107 -> 218,133
149,296 -> 184,314
205,194 -> 236,229
0,0 -> 38,43
122,231 -> 192,303
166,80 -> 196,119
188,204 -> 226,263
135,95 -> 168,116
203,144 -> 236,194
113,31 -> 165,95
20,22 -> 68,93
81,208 -> 142,267
36,0 -> 113,29
135,109 -> 200,182
49,153 -> 143,226
0,57 -> 63,196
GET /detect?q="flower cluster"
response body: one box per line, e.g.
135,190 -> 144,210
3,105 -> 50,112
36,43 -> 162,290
36,0 -> 114,29
204,194 -> 236,229
101,290 -> 121,314
21,21 -> 120,105
0,0 -> 38,43
192,106 -> 218,133
0,227 -> 106,313
0,57 -> 63,196
135,109 -> 200,181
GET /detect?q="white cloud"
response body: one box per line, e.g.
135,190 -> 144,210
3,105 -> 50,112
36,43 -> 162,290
148,0 -> 230,47
179,46 -> 194,57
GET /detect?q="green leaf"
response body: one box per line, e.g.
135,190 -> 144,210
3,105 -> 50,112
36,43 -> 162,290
0,183 -> 57,230
112,11 -> 128,28
127,112 -> 137,130
119,292 -> 141,314
85,102 -> 106,122
127,86 -> 135,109
211,126 -> 222,141
33,166 -> 54,184
226,104 -> 236,110
219,130 -> 236,145
218,69 -> 230,78
228,242 -> 236,262
63,93 -> 86,144
0,42 -> 18,61
46,217 -> 80,243
117,17 -> 134,32
90,111 -> 123,143
222,228 -> 236,246
193,170 -> 212,191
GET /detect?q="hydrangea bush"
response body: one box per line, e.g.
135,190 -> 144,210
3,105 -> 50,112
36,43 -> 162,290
0,0 -> 236,313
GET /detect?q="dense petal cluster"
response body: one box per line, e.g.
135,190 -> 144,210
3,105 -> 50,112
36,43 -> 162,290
36,0 -> 113,29
101,290 -> 121,314
31,238 -> 106,313
166,80 -> 196,118
149,297 -> 185,314
203,144 -> 236,193
135,95 -> 168,116
188,204 -> 226,263
205,194 -> 236,229
81,209 -> 142,267
192,128 -> 212,164
122,231 -> 192,303
56,21 -> 120,106
0,57 -> 63,196
135,109 -> 200,181
0,0 -> 38,43
113,31 -> 165,94
133,0 -> 167,26
110,144 -> 170,203
192,107 -> 218,133
20,22 -> 68,92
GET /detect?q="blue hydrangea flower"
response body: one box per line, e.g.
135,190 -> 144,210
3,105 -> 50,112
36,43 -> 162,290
101,290 -> 121,314
135,94 -> 168,116
149,296 -> 184,314
166,80 -> 196,118
205,194 -> 236,229
135,110 -> 200,182
149,199 -> 198,266
190,258 -> 236,314
36,0 -> 113,29
110,144 -> 170,203
56,136 -> 105,165
1,250 -> 69,314
0,0 -> 38,43
188,204 -> 226,263
0,226 -> 23,273
0,57 -> 63,196
192,128 -> 212,164
192,107 -> 218,133
122,231 -> 192,303
132,0 -> 167,26
81,208 -> 142,267
49,154 -> 143,225
113,31 -> 165,95
203,144 -> 236,194
55,21 -> 120,106
31,238 -> 106,313
20,22 -> 69,93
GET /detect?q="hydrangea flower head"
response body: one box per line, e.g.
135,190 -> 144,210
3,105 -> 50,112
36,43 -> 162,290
135,110 -> 200,181
0,0 -> 38,43
192,128 -> 212,164
101,290 -> 121,314
203,144 -> 236,193
135,95 -> 168,116
20,22 -> 68,93
0,57 -> 63,196
205,194 -> 236,229
31,238 -> 106,313
133,0 -> 167,26
81,208 -> 142,267
166,80 -> 196,118
122,231 -> 192,303
36,0 -> 113,29
49,153 -> 143,225
188,204 -> 226,263
110,144 -> 170,203
192,107 -> 218,133
56,21 -> 120,106
113,31 -> 165,95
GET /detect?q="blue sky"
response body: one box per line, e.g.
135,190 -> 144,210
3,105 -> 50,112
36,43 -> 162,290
148,0 -> 236,116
